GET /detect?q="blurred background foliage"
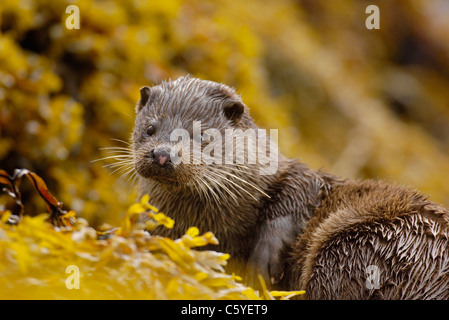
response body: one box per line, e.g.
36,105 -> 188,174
1,0 -> 449,228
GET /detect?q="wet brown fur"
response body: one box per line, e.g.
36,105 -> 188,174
292,179 -> 449,299
132,76 -> 449,299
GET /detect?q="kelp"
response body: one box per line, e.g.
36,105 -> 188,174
0,168 -> 304,299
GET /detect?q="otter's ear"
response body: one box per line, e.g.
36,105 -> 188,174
223,100 -> 245,123
136,86 -> 153,113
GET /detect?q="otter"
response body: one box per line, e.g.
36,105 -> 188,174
131,76 -> 449,299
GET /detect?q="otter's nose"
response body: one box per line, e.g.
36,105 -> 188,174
149,148 -> 171,167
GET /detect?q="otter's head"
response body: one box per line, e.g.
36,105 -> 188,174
132,76 -> 261,192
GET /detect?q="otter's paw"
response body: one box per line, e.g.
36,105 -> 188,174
246,215 -> 298,288
247,239 -> 285,287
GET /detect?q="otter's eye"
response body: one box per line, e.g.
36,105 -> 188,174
146,125 -> 155,136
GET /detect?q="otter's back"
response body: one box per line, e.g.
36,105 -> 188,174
294,180 -> 449,299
